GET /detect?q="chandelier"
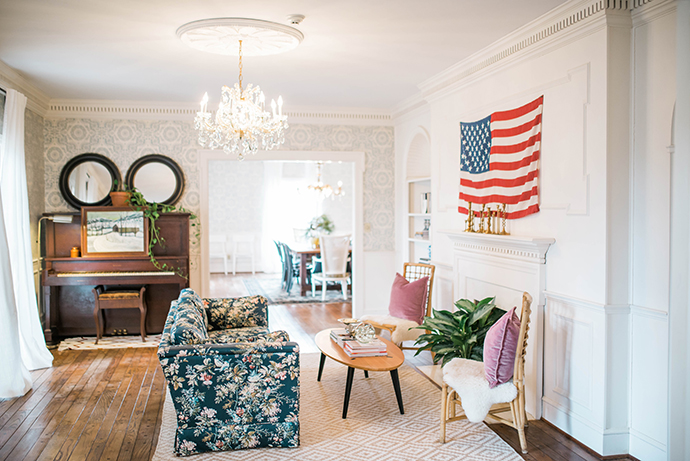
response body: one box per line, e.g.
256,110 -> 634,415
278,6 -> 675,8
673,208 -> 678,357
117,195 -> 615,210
308,162 -> 344,200
177,18 -> 304,160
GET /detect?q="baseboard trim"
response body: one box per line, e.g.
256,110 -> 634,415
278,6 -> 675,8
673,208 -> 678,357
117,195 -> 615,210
542,397 -> 631,457
540,419 -> 640,461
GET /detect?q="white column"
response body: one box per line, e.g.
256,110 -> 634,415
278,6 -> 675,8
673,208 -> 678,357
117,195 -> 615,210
668,1 -> 690,459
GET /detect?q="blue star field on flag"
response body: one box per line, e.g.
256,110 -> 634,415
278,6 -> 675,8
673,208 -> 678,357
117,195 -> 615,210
460,115 -> 492,174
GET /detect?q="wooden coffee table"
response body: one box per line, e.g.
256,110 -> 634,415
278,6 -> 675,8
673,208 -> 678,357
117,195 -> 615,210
315,328 -> 405,419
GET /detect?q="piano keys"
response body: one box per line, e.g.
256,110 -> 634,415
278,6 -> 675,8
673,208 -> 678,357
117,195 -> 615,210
41,212 -> 190,343
55,271 -> 176,277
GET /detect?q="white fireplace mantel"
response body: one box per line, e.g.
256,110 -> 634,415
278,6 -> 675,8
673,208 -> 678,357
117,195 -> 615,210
439,229 -> 555,419
440,230 -> 555,264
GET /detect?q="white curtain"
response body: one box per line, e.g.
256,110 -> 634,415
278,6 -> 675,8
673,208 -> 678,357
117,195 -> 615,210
0,191 -> 32,398
0,89 -> 52,398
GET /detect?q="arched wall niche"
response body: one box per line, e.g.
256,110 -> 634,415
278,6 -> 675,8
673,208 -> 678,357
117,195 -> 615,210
405,128 -> 431,179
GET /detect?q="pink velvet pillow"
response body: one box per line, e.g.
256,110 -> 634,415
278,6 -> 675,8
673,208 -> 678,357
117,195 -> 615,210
388,273 -> 429,325
483,307 -> 521,388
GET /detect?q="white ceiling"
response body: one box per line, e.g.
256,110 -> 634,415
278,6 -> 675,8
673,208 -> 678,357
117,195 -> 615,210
0,0 -> 567,110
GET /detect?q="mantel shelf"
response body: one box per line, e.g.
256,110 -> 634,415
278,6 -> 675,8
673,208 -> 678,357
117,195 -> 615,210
439,229 -> 555,264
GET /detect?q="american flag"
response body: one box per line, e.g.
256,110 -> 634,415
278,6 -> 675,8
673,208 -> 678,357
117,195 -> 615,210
458,96 -> 543,219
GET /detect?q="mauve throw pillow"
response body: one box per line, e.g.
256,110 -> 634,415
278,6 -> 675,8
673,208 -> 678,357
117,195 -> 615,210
483,306 -> 521,388
388,273 -> 429,325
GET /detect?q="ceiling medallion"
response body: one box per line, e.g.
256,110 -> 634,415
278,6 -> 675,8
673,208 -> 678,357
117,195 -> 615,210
177,18 -> 304,159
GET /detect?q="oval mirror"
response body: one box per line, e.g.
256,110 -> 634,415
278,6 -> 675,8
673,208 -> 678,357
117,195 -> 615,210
125,154 -> 184,205
59,153 -> 121,209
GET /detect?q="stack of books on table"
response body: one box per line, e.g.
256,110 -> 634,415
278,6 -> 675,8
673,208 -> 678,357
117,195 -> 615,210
330,328 -> 355,347
343,339 -> 387,358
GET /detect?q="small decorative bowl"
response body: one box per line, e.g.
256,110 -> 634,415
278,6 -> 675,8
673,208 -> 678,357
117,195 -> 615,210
337,317 -> 360,334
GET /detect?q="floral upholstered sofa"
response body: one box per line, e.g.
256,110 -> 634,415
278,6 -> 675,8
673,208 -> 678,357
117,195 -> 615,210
157,288 -> 300,456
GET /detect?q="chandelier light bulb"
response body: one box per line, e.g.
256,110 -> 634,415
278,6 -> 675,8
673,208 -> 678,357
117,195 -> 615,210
200,92 -> 209,112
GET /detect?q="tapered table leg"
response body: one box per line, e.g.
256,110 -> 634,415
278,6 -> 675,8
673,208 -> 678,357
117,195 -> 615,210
317,353 -> 326,382
390,368 -> 404,414
342,366 -> 355,419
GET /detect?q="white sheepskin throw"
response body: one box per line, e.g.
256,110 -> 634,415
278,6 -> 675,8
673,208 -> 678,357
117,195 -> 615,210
360,314 -> 423,345
442,358 -> 517,423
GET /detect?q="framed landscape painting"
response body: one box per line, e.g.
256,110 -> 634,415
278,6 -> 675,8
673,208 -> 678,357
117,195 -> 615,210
81,207 -> 148,257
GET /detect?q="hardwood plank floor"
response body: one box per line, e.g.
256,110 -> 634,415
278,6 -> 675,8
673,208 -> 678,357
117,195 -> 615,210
0,273 -> 626,460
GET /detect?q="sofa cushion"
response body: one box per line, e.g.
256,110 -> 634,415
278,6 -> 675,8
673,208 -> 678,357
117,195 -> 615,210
178,288 -> 208,330
170,303 -> 209,345
204,295 -> 268,330
207,328 -> 290,344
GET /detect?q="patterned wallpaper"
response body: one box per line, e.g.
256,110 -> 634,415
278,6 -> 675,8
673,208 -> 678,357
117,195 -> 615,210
43,119 -> 394,251
208,159 -> 265,237
281,124 -> 395,251
25,109 -> 44,259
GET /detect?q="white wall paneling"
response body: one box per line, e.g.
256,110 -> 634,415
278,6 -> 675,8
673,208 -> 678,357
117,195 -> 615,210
542,292 -> 630,456
432,262 -> 454,312
630,306 -> 668,460
443,231 -> 555,419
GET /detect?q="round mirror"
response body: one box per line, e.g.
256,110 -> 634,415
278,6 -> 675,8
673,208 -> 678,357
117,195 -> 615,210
59,153 -> 121,209
125,154 -> 184,205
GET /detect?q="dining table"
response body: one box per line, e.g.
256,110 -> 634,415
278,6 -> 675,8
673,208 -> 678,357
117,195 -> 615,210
290,246 -> 322,296
290,245 -> 352,296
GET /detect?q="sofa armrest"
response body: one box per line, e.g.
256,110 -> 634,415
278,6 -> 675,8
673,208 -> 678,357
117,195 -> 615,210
203,295 -> 268,330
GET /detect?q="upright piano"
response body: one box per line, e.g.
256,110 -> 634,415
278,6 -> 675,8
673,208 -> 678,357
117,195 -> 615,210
41,212 -> 190,343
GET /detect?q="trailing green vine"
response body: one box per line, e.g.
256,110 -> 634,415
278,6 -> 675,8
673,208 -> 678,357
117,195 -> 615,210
124,186 -> 200,280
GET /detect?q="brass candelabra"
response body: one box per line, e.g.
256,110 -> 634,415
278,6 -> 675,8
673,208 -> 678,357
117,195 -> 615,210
464,202 -> 509,235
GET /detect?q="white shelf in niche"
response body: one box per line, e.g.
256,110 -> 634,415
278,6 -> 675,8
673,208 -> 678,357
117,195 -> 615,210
408,213 -> 431,217
407,176 -> 431,183
408,238 -> 431,244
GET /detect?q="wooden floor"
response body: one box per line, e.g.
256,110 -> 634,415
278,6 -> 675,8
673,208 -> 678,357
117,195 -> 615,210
0,274 -> 627,461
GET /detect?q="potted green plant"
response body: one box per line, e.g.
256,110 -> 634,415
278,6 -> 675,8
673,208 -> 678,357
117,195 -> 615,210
109,180 -> 132,207
305,214 -> 334,248
126,187 -> 199,280
413,296 -> 504,366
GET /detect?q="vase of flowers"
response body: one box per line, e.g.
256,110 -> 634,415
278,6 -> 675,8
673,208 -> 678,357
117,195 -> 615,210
305,214 -> 334,248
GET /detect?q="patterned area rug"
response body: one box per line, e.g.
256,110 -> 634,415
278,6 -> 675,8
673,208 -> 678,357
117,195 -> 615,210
152,353 -> 521,461
243,276 -> 352,305
57,334 -> 161,351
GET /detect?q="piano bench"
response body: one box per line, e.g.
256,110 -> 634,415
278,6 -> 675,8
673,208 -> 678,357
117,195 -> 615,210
92,285 -> 147,344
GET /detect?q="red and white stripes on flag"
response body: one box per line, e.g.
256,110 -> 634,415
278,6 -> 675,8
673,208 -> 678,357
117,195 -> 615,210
458,96 -> 543,219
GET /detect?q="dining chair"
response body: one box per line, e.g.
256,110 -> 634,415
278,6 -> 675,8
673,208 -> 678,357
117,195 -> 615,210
274,240 -> 287,290
361,262 -> 435,348
440,292 -> 533,454
231,234 -> 256,275
280,242 -> 300,293
310,234 -> 351,300
209,234 -> 230,275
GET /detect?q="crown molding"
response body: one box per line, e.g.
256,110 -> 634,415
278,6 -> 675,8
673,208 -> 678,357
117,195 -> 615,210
286,106 -> 393,126
631,0 -> 675,25
415,0 -> 654,104
46,99 -> 393,125
0,60 -> 50,116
